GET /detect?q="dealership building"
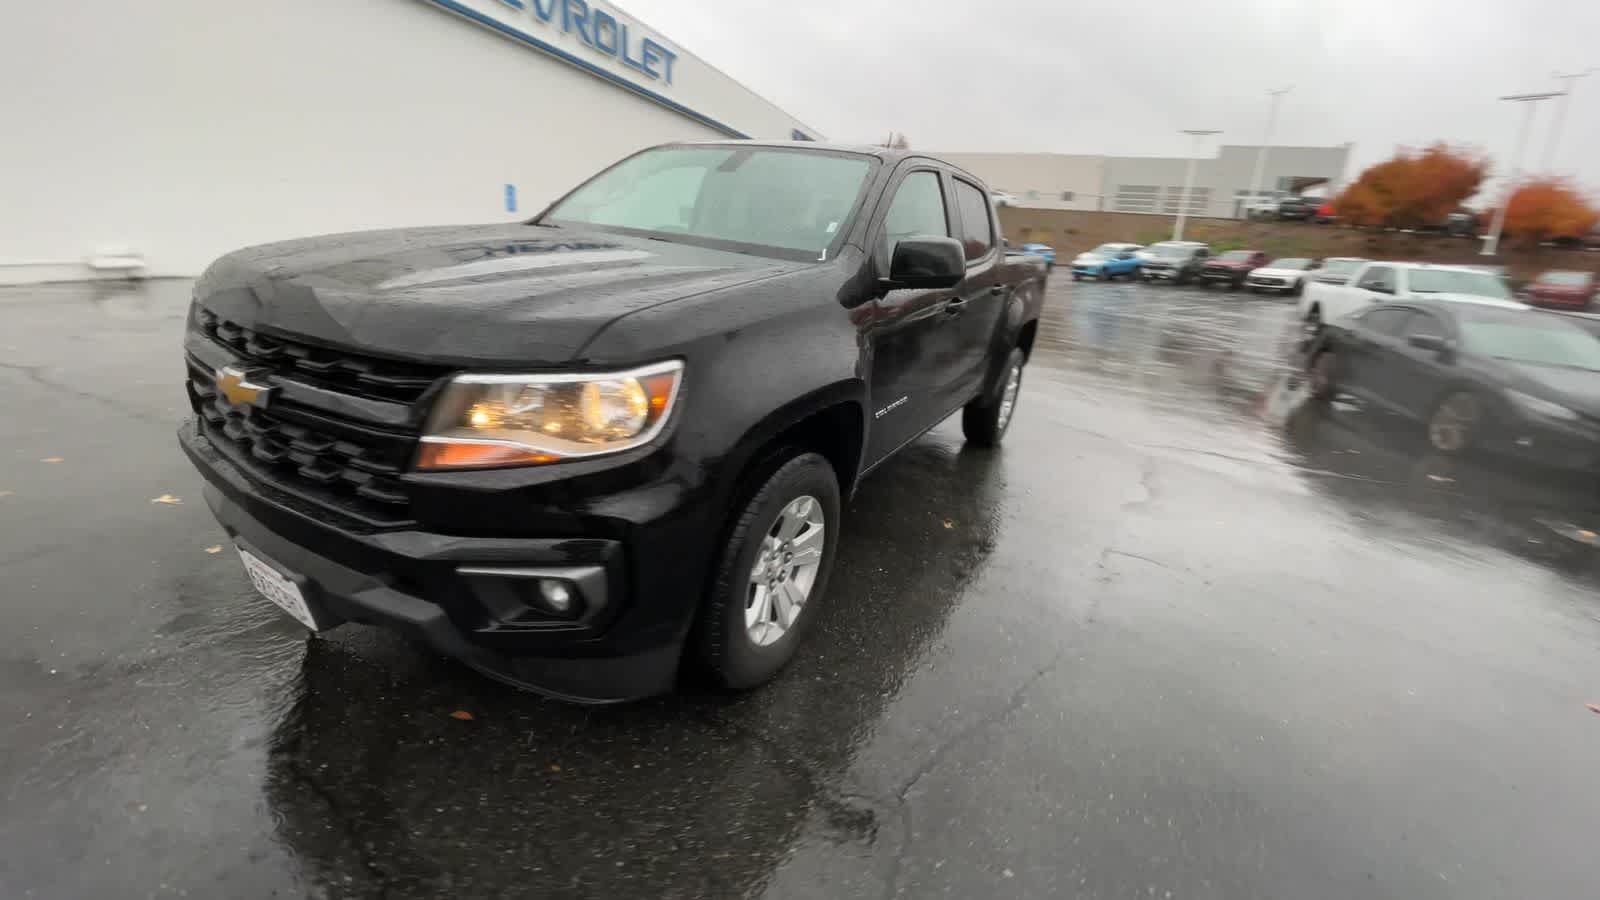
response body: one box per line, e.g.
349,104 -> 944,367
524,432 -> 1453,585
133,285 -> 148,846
1,0 -> 819,285
938,144 -> 1354,220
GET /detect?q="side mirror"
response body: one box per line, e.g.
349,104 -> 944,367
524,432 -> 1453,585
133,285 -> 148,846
884,236 -> 965,290
1407,334 -> 1451,353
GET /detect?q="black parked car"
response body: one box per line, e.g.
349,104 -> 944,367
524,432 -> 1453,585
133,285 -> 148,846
178,142 -> 1045,702
1277,197 -> 1319,220
1306,298 -> 1600,464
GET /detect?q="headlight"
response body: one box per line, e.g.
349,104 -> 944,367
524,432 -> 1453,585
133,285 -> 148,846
1506,389 -> 1578,422
415,360 -> 684,470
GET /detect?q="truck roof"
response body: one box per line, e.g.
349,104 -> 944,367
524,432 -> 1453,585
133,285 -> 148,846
669,141 -> 988,184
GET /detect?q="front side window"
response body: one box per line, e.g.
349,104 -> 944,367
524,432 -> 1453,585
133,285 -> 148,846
1360,266 -> 1394,292
1220,250 -> 1254,262
1538,271 -> 1593,287
545,146 -> 874,260
1401,311 -> 1446,339
1458,311 -> 1600,370
880,171 -> 949,263
1323,259 -> 1363,276
951,180 -> 995,261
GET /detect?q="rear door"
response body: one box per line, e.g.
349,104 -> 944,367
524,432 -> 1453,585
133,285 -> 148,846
1384,308 -> 1455,417
860,164 -> 960,464
945,175 -> 1008,404
1342,305 -> 1413,404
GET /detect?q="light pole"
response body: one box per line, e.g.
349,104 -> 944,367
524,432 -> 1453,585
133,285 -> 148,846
1541,68 -> 1596,173
1174,129 -> 1222,241
1482,91 -> 1562,257
1245,87 -> 1293,217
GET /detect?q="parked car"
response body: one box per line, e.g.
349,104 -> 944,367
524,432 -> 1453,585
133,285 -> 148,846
1071,242 -> 1143,281
1311,257 -> 1368,286
1298,261 -> 1517,330
1446,212 -> 1478,238
1304,299 -> 1600,464
1018,242 -> 1057,268
1197,249 -> 1270,289
1524,270 -> 1597,310
1311,203 -> 1338,224
1138,241 -> 1211,284
1277,197 -> 1319,220
1244,198 -> 1281,220
1245,257 -> 1320,295
177,141 -> 1046,701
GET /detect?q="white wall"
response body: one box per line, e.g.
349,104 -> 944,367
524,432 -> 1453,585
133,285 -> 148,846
0,0 -> 816,283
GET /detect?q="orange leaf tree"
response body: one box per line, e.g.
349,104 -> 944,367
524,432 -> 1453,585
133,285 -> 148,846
1499,178 -> 1600,245
1333,143 -> 1487,228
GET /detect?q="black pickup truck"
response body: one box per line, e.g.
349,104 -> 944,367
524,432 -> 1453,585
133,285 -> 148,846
179,142 -> 1046,702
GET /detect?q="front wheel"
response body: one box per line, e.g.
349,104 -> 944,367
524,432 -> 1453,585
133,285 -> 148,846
1309,350 -> 1337,400
963,348 -> 1025,447
1072,272 -> 1082,282
698,452 -> 841,689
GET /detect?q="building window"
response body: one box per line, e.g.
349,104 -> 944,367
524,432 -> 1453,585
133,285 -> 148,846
1060,191 -> 1074,202
1161,187 -> 1211,215
1113,184 -> 1159,213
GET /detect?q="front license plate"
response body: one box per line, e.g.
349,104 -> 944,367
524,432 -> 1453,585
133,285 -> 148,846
237,546 -> 322,631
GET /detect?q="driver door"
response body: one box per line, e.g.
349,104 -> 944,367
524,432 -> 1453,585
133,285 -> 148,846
859,165 -> 961,466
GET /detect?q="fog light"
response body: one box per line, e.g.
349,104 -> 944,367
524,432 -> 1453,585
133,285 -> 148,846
538,578 -> 574,614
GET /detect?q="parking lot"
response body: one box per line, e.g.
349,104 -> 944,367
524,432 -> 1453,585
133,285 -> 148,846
5,276 -> 1600,899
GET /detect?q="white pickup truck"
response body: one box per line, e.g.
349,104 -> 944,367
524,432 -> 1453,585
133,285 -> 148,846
1297,261 -> 1522,328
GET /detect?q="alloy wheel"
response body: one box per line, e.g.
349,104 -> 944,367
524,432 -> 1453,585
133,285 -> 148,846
744,495 -> 825,646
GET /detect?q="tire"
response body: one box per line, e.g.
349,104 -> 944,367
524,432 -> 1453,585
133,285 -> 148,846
698,451 -> 841,690
1427,391 -> 1482,454
1072,272 -> 1082,282
963,348 -> 1026,447
1309,350 -> 1337,400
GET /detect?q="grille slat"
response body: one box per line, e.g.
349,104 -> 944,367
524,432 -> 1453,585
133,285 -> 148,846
186,310 -> 446,526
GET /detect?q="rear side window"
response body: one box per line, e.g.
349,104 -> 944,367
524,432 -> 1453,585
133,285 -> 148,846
880,171 -> 949,262
1361,307 -> 1412,335
951,179 -> 995,261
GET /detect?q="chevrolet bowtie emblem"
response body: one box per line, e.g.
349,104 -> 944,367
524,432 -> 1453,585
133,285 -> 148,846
215,365 -> 273,408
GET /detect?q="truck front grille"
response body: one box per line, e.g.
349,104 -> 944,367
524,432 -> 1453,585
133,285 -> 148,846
185,310 -> 453,527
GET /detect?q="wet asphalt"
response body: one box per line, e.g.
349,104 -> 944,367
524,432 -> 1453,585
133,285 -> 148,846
4,276 -> 1600,899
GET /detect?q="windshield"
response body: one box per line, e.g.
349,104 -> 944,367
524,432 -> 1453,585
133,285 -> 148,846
1408,268 -> 1512,299
1148,243 -> 1193,258
1220,251 -> 1253,262
1269,258 -> 1311,270
1459,311 -> 1600,370
1322,259 -> 1363,275
1090,244 -> 1126,256
1538,271 -> 1592,287
543,146 -> 873,259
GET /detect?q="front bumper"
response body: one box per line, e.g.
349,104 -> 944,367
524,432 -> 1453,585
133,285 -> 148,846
1198,269 -> 1244,282
180,420 -> 698,702
1247,277 -> 1289,290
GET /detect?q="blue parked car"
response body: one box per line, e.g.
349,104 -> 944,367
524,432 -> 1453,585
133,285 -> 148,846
1071,242 -> 1144,281
1019,242 -> 1057,268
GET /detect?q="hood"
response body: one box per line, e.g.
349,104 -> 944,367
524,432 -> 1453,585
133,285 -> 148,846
1207,259 -> 1254,269
1498,361 -> 1600,418
1249,267 -> 1307,279
193,224 -> 805,365
1529,284 -> 1589,298
1408,292 -> 1521,307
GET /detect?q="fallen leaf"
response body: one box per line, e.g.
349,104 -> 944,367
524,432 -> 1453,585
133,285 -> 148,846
449,709 -> 475,721
549,763 -> 562,773
0,490 -> 13,499
150,494 -> 183,505
1581,530 -> 1598,542
204,545 -> 223,554
942,519 -> 955,529
41,457 -> 64,464
1587,703 -> 1600,715
1425,474 -> 1455,483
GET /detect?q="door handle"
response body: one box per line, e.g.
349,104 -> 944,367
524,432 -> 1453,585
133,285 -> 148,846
988,285 -> 1006,296
944,297 -> 968,316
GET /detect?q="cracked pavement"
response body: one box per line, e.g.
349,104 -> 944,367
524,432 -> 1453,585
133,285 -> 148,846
5,278 -> 1600,898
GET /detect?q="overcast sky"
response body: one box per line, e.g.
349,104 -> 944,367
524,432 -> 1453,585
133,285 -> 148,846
625,0 -> 1600,194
